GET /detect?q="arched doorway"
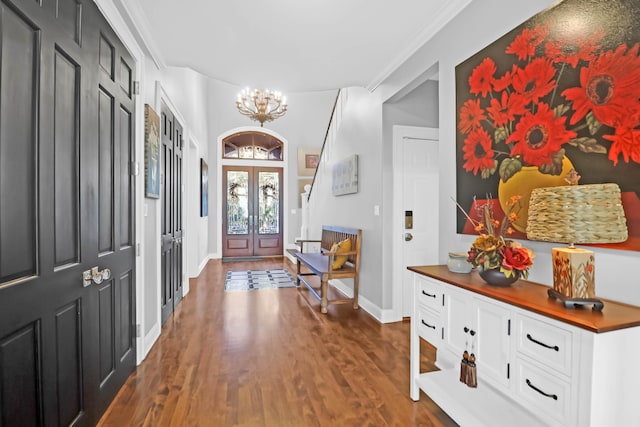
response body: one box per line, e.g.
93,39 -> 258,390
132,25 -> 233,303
218,128 -> 288,259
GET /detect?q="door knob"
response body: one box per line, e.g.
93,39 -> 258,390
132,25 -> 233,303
404,233 -> 413,241
82,266 -> 111,287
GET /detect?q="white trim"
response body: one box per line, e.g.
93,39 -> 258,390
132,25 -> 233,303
366,0 -> 472,92
197,256 -> 211,277
183,134 -> 202,296
391,126 -> 439,322
215,126 -> 290,259
111,0 -> 164,70
142,321 -> 161,358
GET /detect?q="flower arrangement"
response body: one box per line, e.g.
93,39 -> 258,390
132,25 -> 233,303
458,21 -> 640,184
455,195 -> 535,278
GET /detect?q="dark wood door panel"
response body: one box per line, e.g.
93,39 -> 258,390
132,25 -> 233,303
0,322 -> 42,427
54,300 -> 84,426
53,48 -> 81,268
0,2 -> 39,285
222,166 -> 283,258
161,103 -> 183,324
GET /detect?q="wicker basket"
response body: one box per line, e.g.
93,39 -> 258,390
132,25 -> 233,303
526,183 -> 628,244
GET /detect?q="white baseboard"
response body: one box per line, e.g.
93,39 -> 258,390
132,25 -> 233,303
197,256 -> 210,276
330,279 -> 398,324
137,321 -> 160,365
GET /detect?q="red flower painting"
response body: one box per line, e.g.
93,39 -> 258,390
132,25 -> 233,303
458,19 -> 640,183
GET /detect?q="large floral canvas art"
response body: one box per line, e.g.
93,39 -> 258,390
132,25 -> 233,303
456,0 -> 640,251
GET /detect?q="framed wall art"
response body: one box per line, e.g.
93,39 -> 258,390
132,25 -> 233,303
144,104 -> 160,199
455,0 -> 640,251
297,147 -> 321,176
332,154 -> 358,196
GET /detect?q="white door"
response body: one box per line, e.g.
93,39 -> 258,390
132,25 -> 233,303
393,126 -> 440,318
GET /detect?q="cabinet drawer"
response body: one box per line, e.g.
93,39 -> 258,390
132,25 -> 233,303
516,313 -> 573,375
417,307 -> 442,344
514,358 -> 572,427
416,276 -> 444,313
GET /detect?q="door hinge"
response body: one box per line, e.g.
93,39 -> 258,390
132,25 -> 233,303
507,363 -> 510,379
135,324 -> 141,338
507,319 -> 511,336
131,161 -> 139,176
442,294 -> 445,307
133,80 -> 140,95
441,327 -> 444,340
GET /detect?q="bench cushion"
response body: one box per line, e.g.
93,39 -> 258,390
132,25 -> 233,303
330,238 -> 351,269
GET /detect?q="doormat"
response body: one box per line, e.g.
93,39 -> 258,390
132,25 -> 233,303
224,269 -> 297,291
222,257 -> 264,263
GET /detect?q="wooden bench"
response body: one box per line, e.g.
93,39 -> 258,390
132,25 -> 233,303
290,226 -> 362,314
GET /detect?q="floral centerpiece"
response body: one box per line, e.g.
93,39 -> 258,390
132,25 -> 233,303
456,195 -> 535,282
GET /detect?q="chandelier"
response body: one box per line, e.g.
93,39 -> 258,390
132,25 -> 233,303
236,88 -> 288,127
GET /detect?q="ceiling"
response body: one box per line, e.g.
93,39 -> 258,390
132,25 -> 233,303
120,0 -> 470,92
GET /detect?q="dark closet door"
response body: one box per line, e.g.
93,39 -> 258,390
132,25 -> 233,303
161,103 -> 183,325
0,0 -> 136,425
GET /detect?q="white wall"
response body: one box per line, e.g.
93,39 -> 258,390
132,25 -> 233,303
306,87 -> 386,312
138,66 -> 211,352
381,80 -> 439,308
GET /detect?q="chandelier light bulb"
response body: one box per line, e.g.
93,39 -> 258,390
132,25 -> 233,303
236,87 -> 288,127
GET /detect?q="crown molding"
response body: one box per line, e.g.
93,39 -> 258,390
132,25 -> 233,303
366,0 -> 472,92
112,0 -> 165,70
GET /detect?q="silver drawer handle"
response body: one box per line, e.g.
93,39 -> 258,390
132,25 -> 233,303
526,379 -> 558,401
526,333 -> 559,351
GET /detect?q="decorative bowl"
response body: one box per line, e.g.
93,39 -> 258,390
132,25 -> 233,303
447,252 -> 473,273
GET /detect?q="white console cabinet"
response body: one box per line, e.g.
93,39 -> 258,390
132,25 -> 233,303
409,266 -> 640,427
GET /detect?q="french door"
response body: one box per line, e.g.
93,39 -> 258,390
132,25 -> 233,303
0,0 -> 136,424
222,166 -> 283,258
161,103 -> 183,324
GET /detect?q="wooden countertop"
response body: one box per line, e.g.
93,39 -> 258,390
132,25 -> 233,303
408,265 -> 640,333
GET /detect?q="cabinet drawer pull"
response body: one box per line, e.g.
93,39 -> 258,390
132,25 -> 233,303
526,379 -> 558,401
422,290 -> 436,298
526,334 -> 559,351
421,319 -> 436,329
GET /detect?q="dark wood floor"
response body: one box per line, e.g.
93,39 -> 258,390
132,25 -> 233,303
98,258 -> 457,427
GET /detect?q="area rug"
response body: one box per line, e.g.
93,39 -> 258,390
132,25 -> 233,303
224,269 -> 297,291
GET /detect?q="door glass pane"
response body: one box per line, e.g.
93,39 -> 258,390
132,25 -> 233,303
258,171 -> 279,234
227,171 -> 249,234
254,146 -> 268,159
238,146 -> 253,159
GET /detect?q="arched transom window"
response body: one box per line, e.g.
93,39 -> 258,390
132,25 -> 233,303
222,131 -> 284,160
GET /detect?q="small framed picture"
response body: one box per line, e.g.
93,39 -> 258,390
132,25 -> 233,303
305,154 -> 319,169
297,147 -> 321,176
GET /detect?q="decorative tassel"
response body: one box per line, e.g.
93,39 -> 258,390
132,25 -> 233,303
466,353 -> 477,388
460,350 -> 469,383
